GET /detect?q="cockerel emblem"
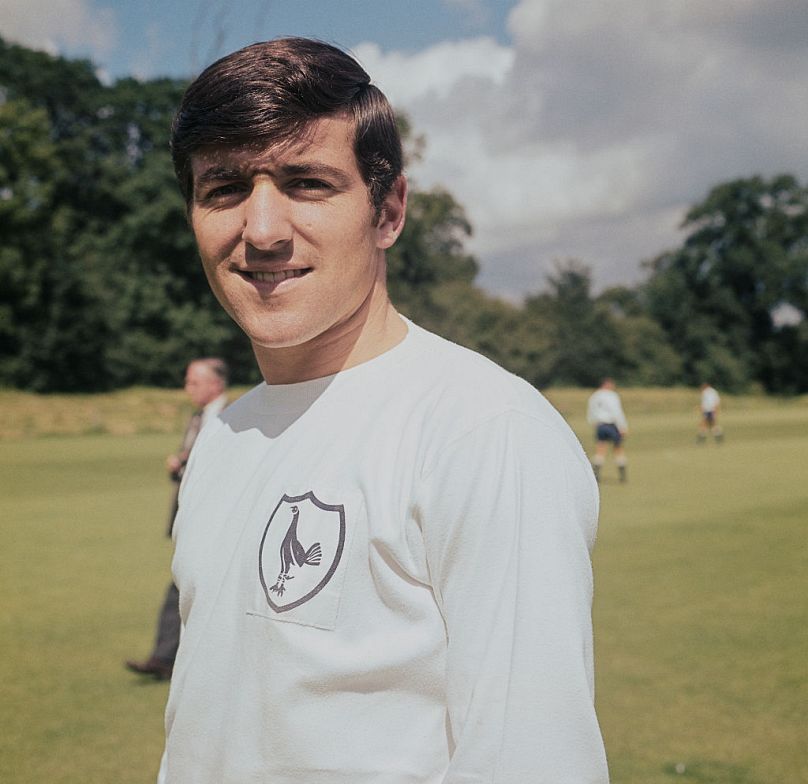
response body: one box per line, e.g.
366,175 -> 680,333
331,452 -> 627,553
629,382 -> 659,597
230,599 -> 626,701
259,492 -> 346,613
268,505 -> 322,597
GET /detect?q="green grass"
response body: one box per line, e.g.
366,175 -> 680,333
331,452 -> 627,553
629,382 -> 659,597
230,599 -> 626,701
1,393 -> 806,783
1,434 -> 177,784
583,403 -> 808,784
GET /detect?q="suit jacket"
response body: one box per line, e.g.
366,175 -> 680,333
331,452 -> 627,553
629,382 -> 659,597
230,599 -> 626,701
167,394 -> 228,536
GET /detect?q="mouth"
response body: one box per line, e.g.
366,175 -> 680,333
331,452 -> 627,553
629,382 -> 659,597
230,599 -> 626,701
237,267 -> 312,294
243,268 -> 310,284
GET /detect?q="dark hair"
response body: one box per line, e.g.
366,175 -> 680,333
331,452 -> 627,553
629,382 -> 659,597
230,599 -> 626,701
171,37 -> 402,216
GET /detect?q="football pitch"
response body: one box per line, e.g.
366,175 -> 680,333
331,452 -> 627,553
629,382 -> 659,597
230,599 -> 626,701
1,391 -> 806,783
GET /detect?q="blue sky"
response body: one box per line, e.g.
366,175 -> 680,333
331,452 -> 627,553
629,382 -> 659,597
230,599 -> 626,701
2,1 -> 808,300
47,0 -> 517,81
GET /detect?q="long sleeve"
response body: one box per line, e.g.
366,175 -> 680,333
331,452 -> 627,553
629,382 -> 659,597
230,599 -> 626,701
587,391 -> 627,432
418,410 -> 608,783
612,396 -> 628,433
586,394 -> 598,426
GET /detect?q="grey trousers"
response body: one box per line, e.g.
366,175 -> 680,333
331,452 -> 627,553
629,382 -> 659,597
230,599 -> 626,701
152,582 -> 180,664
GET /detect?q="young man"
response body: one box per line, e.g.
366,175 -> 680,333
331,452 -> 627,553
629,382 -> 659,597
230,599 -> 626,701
126,358 -> 228,680
158,38 -> 608,783
698,382 -> 723,443
587,378 -> 629,483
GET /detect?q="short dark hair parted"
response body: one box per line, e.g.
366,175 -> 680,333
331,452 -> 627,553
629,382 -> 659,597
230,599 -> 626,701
171,37 -> 403,215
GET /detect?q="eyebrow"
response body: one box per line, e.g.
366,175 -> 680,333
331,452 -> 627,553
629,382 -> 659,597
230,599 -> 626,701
277,163 -> 352,186
194,166 -> 243,189
194,162 -> 353,192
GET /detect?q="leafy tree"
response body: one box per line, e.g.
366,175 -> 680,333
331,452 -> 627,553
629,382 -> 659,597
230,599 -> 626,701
0,37 -> 258,390
645,175 -> 808,391
0,96 -> 111,390
597,286 -> 683,386
385,187 -> 537,378
387,187 -> 478,309
522,261 -> 624,387
402,279 -> 530,373
0,99 -> 57,382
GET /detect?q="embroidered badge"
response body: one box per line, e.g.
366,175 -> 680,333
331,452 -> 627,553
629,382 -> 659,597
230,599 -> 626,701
259,492 -> 346,613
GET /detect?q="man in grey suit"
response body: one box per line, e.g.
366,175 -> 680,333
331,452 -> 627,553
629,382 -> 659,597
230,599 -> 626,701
126,358 -> 228,680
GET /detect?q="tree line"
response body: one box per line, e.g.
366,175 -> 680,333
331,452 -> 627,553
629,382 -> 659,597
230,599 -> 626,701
2,38 -> 806,394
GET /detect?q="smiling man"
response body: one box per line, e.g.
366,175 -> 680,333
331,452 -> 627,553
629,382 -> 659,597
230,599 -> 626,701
158,37 -> 608,784
187,114 -> 406,383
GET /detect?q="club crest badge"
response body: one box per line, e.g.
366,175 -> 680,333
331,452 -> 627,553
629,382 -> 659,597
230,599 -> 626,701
259,492 -> 346,613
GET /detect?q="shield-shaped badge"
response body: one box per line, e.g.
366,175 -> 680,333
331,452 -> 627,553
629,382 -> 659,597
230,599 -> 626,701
259,492 -> 346,613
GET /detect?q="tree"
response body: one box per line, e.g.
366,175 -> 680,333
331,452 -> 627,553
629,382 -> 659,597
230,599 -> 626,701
0,96 -> 112,390
645,175 -> 808,392
597,286 -> 683,387
0,37 -> 258,391
522,261 -> 624,387
0,99 -> 57,384
387,187 -> 478,309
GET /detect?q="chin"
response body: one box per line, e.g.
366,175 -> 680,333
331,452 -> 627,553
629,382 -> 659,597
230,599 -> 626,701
246,323 -> 317,351
230,309 -> 303,347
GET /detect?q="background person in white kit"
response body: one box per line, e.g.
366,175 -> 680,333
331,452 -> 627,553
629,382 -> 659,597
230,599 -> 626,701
158,37 -> 609,783
698,382 -> 723,443
587,377 -> 629,483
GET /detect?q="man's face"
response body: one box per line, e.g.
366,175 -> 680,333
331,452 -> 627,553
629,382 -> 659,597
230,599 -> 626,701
189,115 -> 404,355
184,363 -> 222,408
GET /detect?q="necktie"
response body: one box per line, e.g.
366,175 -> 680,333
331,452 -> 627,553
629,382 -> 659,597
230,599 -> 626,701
181,410 -> 203,455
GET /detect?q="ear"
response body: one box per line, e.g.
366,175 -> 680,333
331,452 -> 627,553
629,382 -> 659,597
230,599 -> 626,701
376,175 -> 407,250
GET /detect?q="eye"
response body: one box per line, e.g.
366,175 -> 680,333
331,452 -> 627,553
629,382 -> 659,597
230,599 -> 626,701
205,183 -> 246,199
289,178 -> 333,193
193,181 -> 249,205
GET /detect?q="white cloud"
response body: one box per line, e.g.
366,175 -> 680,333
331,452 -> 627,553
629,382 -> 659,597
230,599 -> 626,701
353,0 -> 808,299
353,37 -> 513,105
0,0 -> 117,58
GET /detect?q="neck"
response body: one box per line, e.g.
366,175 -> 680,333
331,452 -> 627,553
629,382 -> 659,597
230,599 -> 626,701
253,281 -> 407,385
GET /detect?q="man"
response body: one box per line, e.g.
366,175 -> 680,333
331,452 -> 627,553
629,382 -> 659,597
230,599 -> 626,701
698,382 -> 723,443
587,378 -> 629,483
159,38 -> 608,783
126,358 -> 228,680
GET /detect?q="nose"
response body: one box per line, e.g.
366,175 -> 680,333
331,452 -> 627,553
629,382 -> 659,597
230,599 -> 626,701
241,180 -> 292,250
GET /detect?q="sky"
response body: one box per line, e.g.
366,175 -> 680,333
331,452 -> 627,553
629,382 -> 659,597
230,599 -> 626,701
2,0 -> 808,300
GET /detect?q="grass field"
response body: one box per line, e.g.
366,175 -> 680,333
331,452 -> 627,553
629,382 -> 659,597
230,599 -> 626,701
1,389 -> 806,783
